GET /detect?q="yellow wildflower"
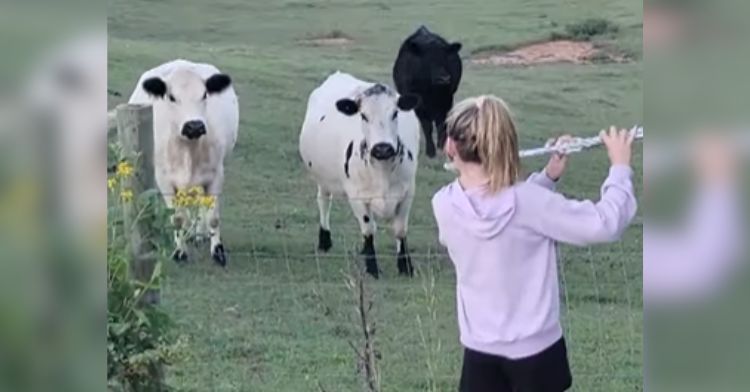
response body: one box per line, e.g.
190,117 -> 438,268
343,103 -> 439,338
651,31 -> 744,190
199,195 -> 216,209
107,178 -> 117,191
120,189 -> 134,203
116,161 -> 134,178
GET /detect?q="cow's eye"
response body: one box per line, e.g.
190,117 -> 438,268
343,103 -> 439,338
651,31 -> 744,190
360,113 -> 369,122
168,94 -> 176,103
392,111 -> 398,120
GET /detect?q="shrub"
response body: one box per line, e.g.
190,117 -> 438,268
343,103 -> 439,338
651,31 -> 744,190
107,146 -> 184,391
107,249 -> 184,391
552,18 -> 620,41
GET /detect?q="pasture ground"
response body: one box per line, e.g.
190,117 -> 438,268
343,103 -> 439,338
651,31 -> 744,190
108,0 -> 643,390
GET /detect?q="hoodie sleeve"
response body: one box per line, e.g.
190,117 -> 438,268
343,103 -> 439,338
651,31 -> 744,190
526,165 -> 637,246
527,169 -> 557,191
431,190 -> 447,247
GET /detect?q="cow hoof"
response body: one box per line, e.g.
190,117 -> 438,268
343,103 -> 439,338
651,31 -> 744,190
172,249 -> 188,263
398,254 -> 414,277
425,143 -> 436,158
366,266 -> 380,279
364,255 -> 379,279
212,244 -> 227,267
318,227 -> 332,252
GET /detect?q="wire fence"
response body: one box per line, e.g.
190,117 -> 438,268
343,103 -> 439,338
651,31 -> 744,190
165,204 -> 642,391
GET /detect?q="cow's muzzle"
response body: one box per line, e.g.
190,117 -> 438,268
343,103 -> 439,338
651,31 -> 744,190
182,120 -> 206,140
371,143 -> 396,160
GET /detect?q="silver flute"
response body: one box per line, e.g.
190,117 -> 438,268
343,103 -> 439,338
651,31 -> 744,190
445,125 -> 643,171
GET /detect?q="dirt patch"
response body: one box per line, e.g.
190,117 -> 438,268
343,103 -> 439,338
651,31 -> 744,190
470,40 -> 628,66
299,30 -> 354,46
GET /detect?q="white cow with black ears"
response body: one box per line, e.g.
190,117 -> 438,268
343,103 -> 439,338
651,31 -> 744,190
128,59 -> 239,266
299,71 -> 421,278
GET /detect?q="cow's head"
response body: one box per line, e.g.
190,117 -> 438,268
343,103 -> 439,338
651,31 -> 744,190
406,34 -> 461,86
335,84 -> 419,161
141,69 -> 232,140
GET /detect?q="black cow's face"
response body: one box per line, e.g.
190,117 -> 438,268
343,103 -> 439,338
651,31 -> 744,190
408,41 -> 462,86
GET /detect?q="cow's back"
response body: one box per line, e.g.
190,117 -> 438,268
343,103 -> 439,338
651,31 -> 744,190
299,72 -> 371,192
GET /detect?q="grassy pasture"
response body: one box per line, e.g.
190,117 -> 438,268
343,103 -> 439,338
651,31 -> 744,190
108,0 -> 642,390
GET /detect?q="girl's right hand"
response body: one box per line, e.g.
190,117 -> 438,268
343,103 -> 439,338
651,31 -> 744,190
600,126 -> 635,166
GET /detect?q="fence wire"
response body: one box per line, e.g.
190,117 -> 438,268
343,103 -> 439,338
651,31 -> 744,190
164,192 -> 642,391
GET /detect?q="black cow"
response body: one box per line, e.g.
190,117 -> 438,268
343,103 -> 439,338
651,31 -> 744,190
393,26 -> 462,158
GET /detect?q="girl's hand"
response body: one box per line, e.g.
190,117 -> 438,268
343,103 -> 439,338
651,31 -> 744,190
600,126 -> 634,166
544,135 -> 573,181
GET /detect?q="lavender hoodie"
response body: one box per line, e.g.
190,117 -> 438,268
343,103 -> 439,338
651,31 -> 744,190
432,165 -> 637,359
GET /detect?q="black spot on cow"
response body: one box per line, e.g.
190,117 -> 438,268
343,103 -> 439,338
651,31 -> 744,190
393,25 -> 463,158
359,140 -> 369,165
407,150 -> 414,161
319,115 -> 326,122
308,161 -> 313,167
363,83 -> 391,97
363,215 -> 370,223
344,140 -> 354,178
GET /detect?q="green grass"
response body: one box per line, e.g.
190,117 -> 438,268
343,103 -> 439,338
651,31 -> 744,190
108,0 -> 643,390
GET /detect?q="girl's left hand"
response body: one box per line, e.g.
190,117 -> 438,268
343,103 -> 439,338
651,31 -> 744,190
544,135 -> 573,181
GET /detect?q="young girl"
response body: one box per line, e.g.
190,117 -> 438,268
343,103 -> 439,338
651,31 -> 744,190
432,95 -> 637,392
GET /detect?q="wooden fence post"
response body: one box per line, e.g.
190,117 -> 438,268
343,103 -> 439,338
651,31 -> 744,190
116,103 -> 160,306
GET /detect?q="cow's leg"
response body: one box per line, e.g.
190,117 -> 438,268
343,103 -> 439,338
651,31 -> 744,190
435,110 -> 449,151
317,186 -> 333,252
435,98 -> 452,151
416,108 -> 436,158
348,199 -> 379,278
204,198 -> 226,267
205,178 -> 227,267
164,194 -> 188,263
392,193 -> 414,277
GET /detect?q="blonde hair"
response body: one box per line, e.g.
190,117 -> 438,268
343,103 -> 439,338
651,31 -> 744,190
445,95 -> 520,193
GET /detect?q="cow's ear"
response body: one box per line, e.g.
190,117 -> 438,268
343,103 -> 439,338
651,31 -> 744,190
397,94 -> 420,111
447,42 -> 462,53
206,73 -> 232,95
142,77 -> 167,98
206,74 -> 232,94
336,98 -> 359,116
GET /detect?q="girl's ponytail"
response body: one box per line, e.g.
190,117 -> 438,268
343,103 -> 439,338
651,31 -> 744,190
446,95 -> 520,193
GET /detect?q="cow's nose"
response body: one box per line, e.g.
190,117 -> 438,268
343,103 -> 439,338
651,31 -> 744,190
371,143 -> 396,160
181,120 -> 206,140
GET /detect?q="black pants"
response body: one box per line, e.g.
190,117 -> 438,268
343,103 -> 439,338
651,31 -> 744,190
459,338 -> 572,392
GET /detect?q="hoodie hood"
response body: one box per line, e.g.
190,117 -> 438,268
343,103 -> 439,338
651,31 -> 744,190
440,180 -> 516,239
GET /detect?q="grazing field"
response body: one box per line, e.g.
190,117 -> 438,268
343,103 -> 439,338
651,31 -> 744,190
108,0 -> 643,390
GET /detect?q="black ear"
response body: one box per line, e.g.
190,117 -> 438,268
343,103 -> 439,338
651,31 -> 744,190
448,42 -> 462,53
206,73 -> 232,95
336,98 -> 359,116
397,94 -> 420,111
142,77 -> 167,98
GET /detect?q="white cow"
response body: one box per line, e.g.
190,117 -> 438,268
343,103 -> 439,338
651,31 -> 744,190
128,59 -> 239,266
299,71 -> 421,278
